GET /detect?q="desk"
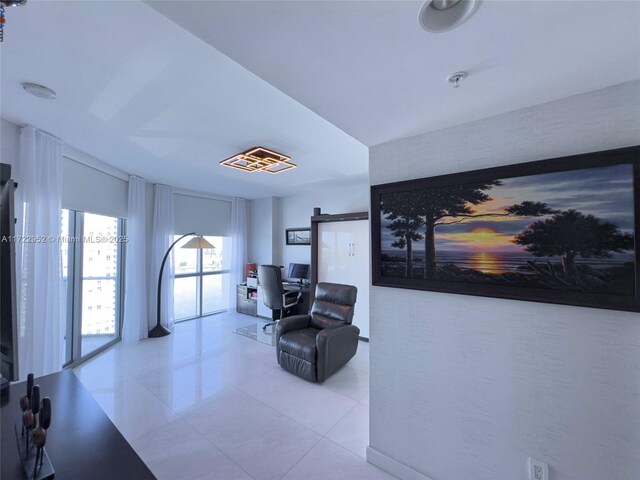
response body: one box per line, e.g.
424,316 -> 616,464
1,369 -> 156,480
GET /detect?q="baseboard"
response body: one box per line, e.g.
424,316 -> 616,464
366,446 -> 434,480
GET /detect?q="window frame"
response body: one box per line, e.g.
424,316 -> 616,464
173,236 -> 230,322
62,209 -> 126,368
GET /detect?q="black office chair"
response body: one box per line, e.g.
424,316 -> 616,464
258,265 -> 302,332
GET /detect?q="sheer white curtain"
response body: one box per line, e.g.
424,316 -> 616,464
16,126 -> 64,379
122,176 -> 148,343
149,185 -> 175,331
229,197 -> 247,309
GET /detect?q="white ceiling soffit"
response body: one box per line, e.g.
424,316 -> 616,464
147,0 -> 640,147
0,1 -> 367,199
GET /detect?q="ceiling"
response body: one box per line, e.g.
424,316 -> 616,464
148,0 -> 640,147
0,1 -> 367,199
2,1 -> 639,199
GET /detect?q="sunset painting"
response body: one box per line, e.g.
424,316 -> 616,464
376,162 -> 636,298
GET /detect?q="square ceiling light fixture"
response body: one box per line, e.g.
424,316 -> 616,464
219,147 -> 296,174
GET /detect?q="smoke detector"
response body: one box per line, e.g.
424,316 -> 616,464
419,0 -> 480,33
447,72 -> 467,88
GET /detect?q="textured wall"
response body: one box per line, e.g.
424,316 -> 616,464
368,81 -> 640,480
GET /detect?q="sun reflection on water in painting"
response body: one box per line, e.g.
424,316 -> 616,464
470,252 -> 509,274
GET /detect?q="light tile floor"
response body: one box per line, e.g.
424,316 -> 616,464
74,311 -> 394,480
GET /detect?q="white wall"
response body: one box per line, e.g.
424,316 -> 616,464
247,179 -> 368,277
247,197 -> 279,267
278,178 -> 369,269
1,118 -> 20,169
367,81 -> 640,480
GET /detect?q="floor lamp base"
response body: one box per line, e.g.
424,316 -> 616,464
149,324 -> 171,338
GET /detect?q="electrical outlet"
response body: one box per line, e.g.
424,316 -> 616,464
529,458 -> 549,480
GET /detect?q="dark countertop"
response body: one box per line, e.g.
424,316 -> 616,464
1,369 -> 156,480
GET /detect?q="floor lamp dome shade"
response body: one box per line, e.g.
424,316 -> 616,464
149,233 -> 215,338
182,235 -> 215,249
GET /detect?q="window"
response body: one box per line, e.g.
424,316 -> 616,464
173,235 -> 230,321
62,209 -> 125,365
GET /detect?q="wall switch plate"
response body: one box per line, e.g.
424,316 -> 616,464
529,458 -> 549,480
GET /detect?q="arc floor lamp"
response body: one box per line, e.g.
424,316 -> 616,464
149,233 -> 215,338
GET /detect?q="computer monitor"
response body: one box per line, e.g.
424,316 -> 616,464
287,263 -> 309,284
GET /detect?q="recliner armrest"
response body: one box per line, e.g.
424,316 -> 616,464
275,314 -> 311,364
277,314 -> 310,335
316,324 -> 360,382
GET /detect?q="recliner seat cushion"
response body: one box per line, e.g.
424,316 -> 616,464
278,327 -> 320,363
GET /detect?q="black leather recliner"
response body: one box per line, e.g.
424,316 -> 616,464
275,282 -> 359,383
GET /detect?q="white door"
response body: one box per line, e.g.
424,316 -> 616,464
318,220 -> 369,339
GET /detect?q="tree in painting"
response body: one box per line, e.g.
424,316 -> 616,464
409,182 -> 503,279
381,192 -> 423,278
382,183 -> 555,280
514,209 -> 634,281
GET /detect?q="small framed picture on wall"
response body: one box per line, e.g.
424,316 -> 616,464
286,228 -> 311,245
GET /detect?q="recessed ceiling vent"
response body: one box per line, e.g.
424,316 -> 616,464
22,82 -> 56,100
418,0 -> 480,33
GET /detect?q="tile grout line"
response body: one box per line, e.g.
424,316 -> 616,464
235,379 -> 358,437
170,381 -> 319,480
276,392 -> 367,479
324,397 -> 361,437
78,314 -> 373,479
86,354 -> 260,478
276,434 -> 325,480
185,409 -> 260,480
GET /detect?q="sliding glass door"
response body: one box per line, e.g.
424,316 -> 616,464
173,235 -> 230,321
80,213 -> 121,354
62,209 -> 124,365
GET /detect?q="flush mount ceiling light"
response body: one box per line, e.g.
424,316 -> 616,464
219,147 -> 296,174
418,0 -> 480,33
22,82 -> 56,100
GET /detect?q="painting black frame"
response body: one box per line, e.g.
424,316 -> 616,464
286,227 -> 311,246
370,146 -> 640,313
